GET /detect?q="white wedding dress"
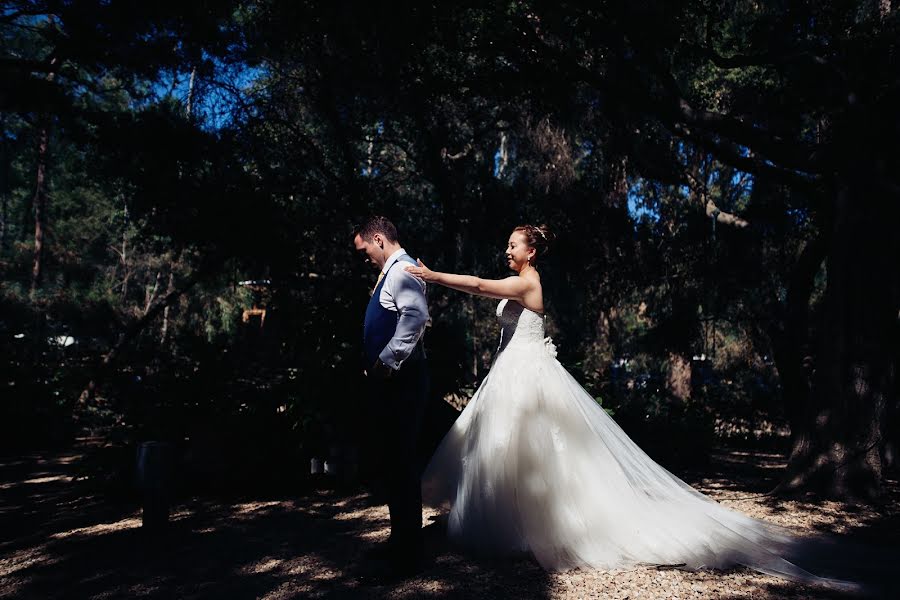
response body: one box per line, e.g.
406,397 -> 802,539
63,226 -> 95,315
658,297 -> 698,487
421,299 -> 860,589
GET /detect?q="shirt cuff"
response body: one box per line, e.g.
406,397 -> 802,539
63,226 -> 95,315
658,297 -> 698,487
378,347 -> 404,370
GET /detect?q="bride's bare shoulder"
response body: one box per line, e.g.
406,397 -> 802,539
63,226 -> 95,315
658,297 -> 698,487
523,271 -> 542,290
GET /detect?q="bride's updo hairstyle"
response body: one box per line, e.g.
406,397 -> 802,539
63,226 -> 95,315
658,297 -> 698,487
513,224 -> 555,265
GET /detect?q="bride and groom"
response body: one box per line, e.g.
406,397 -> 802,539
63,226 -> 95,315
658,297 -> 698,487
351,215 -> 862,590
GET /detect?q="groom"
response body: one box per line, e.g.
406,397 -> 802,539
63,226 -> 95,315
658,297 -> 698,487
352,216 -> 429,578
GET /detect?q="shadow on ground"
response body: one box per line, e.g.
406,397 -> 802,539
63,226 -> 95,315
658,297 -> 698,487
3,441 -> 899,599
0,440 -> 553,599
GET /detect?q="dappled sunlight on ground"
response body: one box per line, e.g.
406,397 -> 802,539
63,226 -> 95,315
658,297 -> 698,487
1,442 -> 897,599
48,516 -> 142,540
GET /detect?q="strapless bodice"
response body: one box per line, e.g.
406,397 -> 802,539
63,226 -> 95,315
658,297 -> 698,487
496,299 -> 546,352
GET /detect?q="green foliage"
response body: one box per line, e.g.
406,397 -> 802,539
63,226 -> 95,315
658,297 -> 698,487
2,2 -> 896,495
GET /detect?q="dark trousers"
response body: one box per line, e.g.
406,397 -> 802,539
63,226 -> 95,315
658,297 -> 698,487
370,359 -> 429,563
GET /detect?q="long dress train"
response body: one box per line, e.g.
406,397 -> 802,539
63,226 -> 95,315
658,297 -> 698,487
422,299 -> 864,591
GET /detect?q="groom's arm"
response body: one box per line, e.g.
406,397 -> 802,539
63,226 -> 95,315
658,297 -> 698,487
378,269 -> 428,370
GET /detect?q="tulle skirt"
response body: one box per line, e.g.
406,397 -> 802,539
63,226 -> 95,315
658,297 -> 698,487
421,340 -> 858,589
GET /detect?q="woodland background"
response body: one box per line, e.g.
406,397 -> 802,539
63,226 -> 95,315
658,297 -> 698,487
1,0 -> 899,503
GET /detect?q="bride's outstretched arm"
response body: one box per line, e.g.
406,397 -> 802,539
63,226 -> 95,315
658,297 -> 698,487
405,260 -> 530,301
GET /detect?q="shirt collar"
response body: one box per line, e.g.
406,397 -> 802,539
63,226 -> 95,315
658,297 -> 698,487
381,248 -> 407,274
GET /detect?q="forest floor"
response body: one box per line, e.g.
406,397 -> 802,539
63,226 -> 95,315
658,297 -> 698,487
1,437 -> 899,600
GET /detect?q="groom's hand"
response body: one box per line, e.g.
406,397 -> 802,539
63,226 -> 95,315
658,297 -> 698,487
370,358 -> 394,379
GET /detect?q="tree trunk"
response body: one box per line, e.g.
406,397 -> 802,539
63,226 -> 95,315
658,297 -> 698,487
779,181 -> 898,499
29,54 -> 58,298
0,190 -> 7,251
160,268 -> 176,345
0,115 -> 6,250
119,197 -> 130,303
770,235 -> 827,435
29,124 -> 50,297
185,66 -> 197,117
144,271 -> 162,316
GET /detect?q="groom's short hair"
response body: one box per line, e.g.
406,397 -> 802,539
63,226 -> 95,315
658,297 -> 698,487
352,216 -> 399,243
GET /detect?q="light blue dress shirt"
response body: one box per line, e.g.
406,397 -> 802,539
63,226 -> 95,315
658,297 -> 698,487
377,248 -> 429,369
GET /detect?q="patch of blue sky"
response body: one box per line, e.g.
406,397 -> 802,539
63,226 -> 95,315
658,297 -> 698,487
731,169 -> 754,195
148,56 -> 266,130
709,167 -> 755,200
627,182 -> 660,224
2,8 -> 49,25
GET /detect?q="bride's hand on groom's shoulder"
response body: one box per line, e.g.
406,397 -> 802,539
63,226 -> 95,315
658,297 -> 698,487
405,259 -> 433,282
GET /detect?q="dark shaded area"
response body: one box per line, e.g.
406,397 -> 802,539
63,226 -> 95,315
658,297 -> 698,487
1,12 -> 898,596
0,439 -> 553,600
4,439 -> 900,598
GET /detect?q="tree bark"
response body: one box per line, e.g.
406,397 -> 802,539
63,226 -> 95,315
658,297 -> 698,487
160,267 -> 176,345
144,271 -> 162,316
770,235 -> 827,437
778,181 -> 898,499
185,66 -> 197,117
29,124 -> 50,297
29,53 -> 58,298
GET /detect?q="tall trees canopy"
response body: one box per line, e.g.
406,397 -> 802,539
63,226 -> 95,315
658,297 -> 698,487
1,0 -> 897,500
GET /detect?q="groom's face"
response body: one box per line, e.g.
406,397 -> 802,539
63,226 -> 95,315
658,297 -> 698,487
353,234 -> 384,270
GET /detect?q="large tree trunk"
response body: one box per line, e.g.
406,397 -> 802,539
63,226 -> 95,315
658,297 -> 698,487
770,235 -> 827,435
779,181 -> 898,499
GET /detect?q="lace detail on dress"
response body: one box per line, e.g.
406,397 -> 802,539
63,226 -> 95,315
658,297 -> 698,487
496,299 -> 545,352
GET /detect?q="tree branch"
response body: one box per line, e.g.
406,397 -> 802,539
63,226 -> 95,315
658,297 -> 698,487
523,9 -> 826,186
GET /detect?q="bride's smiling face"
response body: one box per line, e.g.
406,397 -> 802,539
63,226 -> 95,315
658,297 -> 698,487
506,231 -> 535,273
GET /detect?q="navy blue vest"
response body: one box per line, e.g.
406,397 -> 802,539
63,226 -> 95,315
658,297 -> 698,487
363,254 -> 423,367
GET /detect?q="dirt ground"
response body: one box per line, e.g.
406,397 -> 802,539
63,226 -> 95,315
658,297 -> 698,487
1,439 -> 898,599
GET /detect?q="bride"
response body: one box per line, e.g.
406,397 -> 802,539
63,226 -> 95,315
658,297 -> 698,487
404,224 -> 862,590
